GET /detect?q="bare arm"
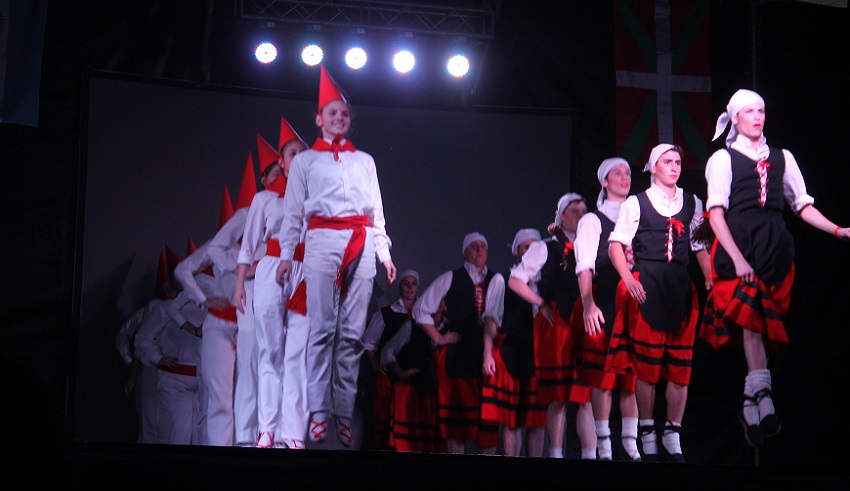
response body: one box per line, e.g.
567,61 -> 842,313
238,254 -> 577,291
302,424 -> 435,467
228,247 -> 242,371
798,204 -> 850,240
507,277 -> 544,307
482,317 -> 499,376
578,269 -> 604,335
695,249 -> 712,291
709,206 -> 754,283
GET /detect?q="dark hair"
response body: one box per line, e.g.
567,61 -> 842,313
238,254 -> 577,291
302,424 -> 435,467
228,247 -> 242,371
261,161 -> 280,178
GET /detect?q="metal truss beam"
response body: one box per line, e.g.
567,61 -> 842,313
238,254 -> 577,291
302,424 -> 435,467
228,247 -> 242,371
236,0 -> 497,41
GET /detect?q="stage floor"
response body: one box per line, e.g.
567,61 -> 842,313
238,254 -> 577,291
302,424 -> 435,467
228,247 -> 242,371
54,440 -> 848,489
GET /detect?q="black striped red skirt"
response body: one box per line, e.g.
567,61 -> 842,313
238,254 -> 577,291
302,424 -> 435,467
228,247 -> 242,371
605,272 -> 699,386
481,334 -> 547,428
700,265 -> 794,355
534,302 -> 587,404
390,380 -> 444,453
435,345 -> 499,446
572,296 -> 636,392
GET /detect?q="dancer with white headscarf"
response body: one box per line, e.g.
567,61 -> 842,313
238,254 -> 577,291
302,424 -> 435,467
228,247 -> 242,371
701,89 -> 850,450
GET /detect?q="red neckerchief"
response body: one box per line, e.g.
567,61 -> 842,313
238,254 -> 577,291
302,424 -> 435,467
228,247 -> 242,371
312,135 -> 356,161
563,242 -> 574,257
265,174 -> 287,195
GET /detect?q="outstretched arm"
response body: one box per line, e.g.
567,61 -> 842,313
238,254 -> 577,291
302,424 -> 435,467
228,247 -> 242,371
798,205 -> 850,240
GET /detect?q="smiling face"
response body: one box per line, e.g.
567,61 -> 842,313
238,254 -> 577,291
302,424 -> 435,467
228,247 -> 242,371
732,101 -> 766,143
603,163 -> 631,202
650,150 -> 682,188
316,99 -> 351,139
559,200 -> 587,234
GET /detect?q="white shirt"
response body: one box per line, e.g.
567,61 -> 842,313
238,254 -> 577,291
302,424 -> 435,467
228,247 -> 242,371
276,143 -> 392,263
413,261 -> 494,327
362,298 -> 410,351
705,133 -> 814,213
483,240 -> 547,326
574,199 -> 622,275
609,183 -> 706,252
174,240 -> 214,305
209,207 -> 248,274
236,190 -> 278,266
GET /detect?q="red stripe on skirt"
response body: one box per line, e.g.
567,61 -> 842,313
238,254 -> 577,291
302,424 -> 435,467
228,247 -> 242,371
391,381 -> 443,453
481,334 -> 547,429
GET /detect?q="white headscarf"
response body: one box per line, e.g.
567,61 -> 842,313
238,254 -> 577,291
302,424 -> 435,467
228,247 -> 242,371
643,144 -> 679,183
712,89 -> 765,146
510,228 -> 541,256
596,157 -> 629,207
555,193 -> 585,226
397,269 -> 419,284
462,232 -> 488,255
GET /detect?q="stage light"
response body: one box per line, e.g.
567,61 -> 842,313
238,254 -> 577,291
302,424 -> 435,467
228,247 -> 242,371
345,47 -> 368,70
301,44 -> 323,66
392,50 -> 415,73
447,55 -> 470,77
255,42 -> 278,64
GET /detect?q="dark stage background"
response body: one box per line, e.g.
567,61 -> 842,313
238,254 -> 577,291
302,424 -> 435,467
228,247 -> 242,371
2,0 -> 849,486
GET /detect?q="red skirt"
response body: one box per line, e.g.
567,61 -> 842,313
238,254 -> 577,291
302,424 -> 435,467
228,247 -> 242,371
391,380 -> 444,453
606,272 -> 699,386
435,346 -> 499,447
534,303 -> 587,404
481,334 -> 547,429
572,296 -> 636,393
700,265 -> 794,355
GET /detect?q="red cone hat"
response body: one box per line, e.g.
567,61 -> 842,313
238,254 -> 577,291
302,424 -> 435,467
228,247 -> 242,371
256,134 -> 279,176
155,250 -> 168,288
278,116 -> 303,152
318,65 -> 346,112
235,152 -> 257,210
219,185 -> 234,230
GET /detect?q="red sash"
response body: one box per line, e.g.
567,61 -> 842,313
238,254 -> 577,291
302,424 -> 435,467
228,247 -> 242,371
209,306 -> 238,322
266,238 -> 281,258
158,363 -> 197,377
307,215 -> 372,292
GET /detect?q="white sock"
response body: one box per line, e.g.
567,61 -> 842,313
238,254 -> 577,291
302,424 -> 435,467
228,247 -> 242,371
662,421 -> 682,455
549,447 -> 564,458
595,420 -> 612,460
742,373 -> 760,426
750,369 -> 775,422
581,447 -> 597,460
639,419 -> 657,455
621,417 -> 640,460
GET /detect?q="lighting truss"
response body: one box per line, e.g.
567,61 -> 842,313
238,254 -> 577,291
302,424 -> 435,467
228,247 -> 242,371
236,0 -> 497,42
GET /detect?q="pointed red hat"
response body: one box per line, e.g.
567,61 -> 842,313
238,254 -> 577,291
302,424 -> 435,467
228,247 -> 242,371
155,250 -> 168,287
219,185 -> 234,230
164,244 -> 182,275
318,65 -> 347,112
278,116 -> 303,153
235,152 -> 257,210
186,237 -> 197,256
256,134 -> 279,176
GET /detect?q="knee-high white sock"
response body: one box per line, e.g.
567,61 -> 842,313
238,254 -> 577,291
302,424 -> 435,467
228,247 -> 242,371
662,420 -> 682,455
549,447 -> 564,458
595,420 -> 612,460
639,419 -> 657,455
621,417 -> 640,460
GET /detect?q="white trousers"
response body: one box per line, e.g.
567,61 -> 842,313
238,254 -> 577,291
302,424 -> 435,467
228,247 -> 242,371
156,370 -> 200,445
202,313 -> 237,446
234,278 -> 258,446
304,228 -> 375,418
254,255 -> 286,437
280,260 -> 310,441
135,364 -> 159,444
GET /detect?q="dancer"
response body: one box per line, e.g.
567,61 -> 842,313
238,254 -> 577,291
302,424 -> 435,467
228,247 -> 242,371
701,89 -> 849,449
276,65 -> 396,448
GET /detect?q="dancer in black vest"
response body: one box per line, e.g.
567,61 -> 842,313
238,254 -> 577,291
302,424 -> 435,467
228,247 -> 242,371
413,232 -> 498,454
607,144 -> 711,463
702,89 -> 850,449
573,157 -> 640,461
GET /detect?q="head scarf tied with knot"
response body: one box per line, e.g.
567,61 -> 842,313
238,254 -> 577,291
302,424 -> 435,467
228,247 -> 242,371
712,89 -> 765,146
510,228 -> 542,256
462,232 -> 488,255
555,193 -> 585,226
397,269 -> 419,284
596,157 -> 629,207
643,143 -> 679,183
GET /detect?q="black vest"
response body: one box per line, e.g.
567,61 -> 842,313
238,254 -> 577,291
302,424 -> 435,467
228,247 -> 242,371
499,273 -> 536,378
377,305 -> 409,355
443,266 -> 494,378
632,191 -> 694,332
713,147 -> 794,285
537,239 -> 580,320
591,210 -> 620,336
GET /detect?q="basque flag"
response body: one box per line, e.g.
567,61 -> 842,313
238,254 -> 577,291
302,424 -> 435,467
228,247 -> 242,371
0,0 -> 47,127
614,0 -> 712,169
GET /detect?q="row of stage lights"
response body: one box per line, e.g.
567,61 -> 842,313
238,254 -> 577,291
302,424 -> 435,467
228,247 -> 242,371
254,42 -> 472,78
